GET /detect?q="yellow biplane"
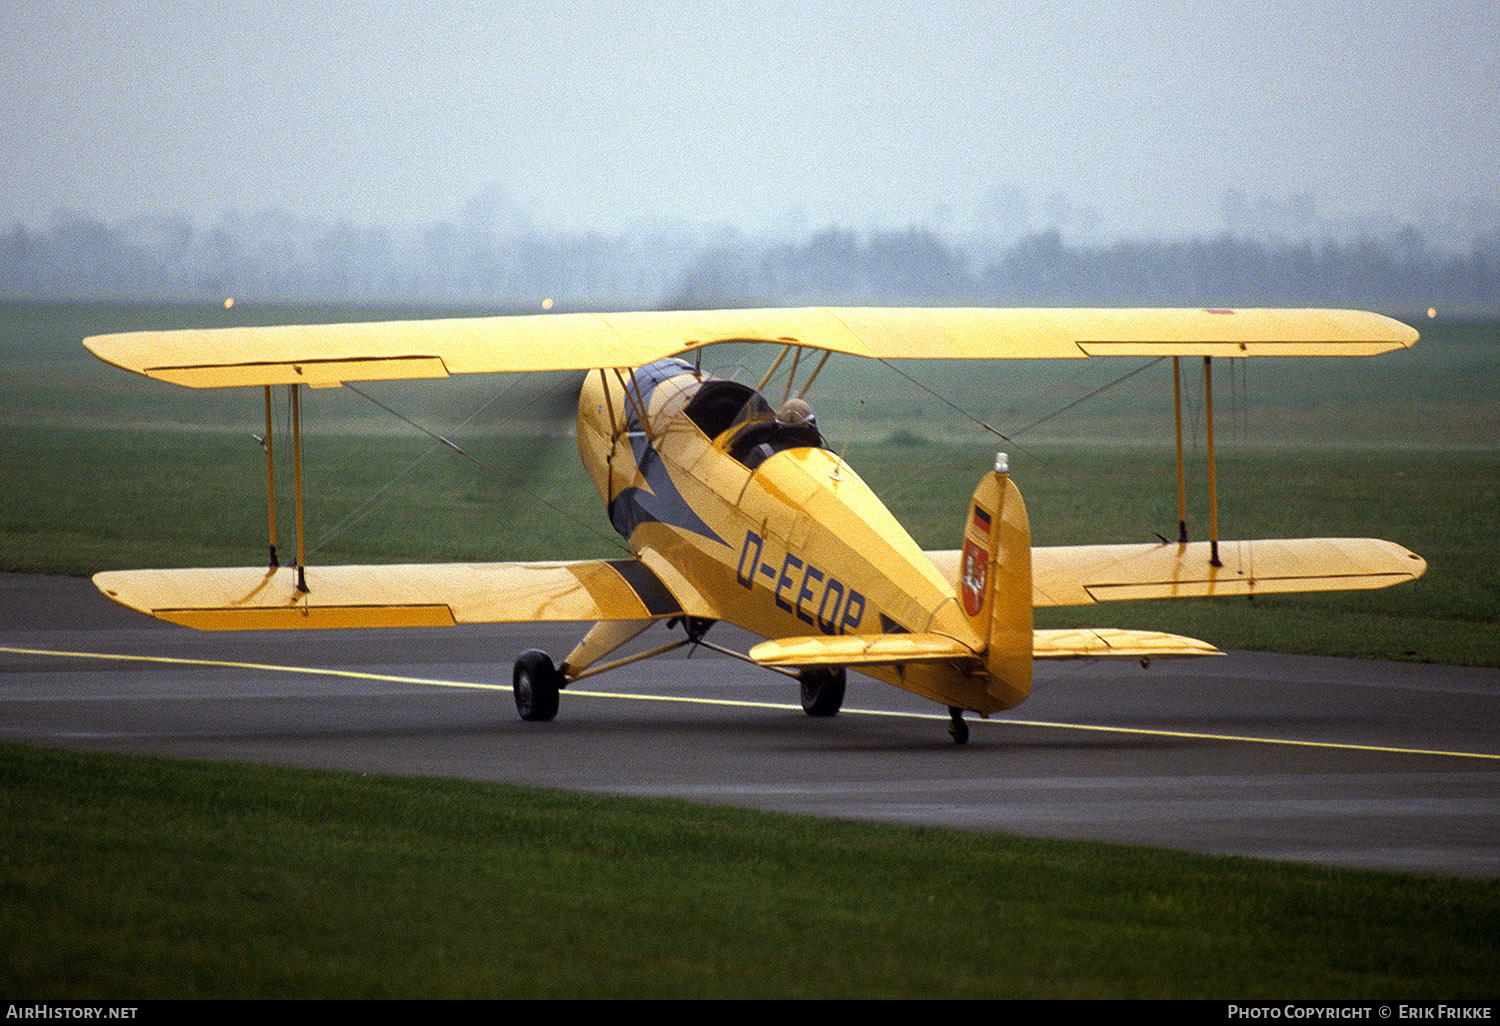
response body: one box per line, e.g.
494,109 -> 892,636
85,307 -> 1426,742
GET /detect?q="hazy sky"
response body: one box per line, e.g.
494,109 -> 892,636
5,0 -> 1497,237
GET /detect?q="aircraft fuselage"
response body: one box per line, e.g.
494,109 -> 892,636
575,359 -> 1023,714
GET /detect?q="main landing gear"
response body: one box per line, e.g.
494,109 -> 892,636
511,626 -> 965,745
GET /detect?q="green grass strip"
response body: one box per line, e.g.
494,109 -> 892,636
1,744 -> 1495,999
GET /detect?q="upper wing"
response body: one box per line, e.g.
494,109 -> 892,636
84,307 -> 1418,388
927,537 -> 1426,608
93,559 -> 703,631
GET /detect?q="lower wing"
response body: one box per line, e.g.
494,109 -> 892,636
927,537 -> 1425,608
93,560 -> 692,630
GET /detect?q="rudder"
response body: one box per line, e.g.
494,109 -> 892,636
959,453 -> 1033,707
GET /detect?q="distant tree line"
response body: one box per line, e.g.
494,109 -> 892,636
0,210 -> 702,307
4,209 -> 1497,311
668,226 -> 1500,310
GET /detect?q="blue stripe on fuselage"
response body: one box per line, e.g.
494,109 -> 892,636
608,359 -> 726,546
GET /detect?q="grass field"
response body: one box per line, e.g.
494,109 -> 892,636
4,743 -> 1496,999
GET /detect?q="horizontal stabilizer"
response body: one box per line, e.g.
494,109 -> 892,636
927,537 -> 1425,607
85,307 -> 1416,388
93,560 -> 688,631
1033,628 -> 1222,660
749,633 -> 978,668
750,628 -> 1220,667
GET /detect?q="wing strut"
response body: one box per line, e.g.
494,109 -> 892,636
261,386 -> 279,569
778,346 -> 804,405
1172,358 -> 1187,544
290,383 -> 310,593
613,367 -> 655,442
754,346 -> 791,392
754,343 -> 835,407
1204,356 -> 1222,567
794,349 -> 832,400
1171,356 -> 1224,567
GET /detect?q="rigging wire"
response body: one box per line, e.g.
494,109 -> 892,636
1006,358 -> 1166,438
306,378 -> 631,559
874,358 -> 1014,442
306,440 -> 445,559
875,353 -> 1195,551
296,347 -> 1179,567
875,355 -> 1165,443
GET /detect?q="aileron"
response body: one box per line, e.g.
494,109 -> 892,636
148,355 -> 452,389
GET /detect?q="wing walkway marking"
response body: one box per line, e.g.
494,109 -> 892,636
5,645 -> 1497,763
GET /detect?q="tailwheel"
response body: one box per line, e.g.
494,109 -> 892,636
513,649 -> 563,722
799,667 -> 846,717
947,706 -> 969,745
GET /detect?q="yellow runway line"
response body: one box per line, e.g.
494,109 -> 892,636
5,645 -> 1497,762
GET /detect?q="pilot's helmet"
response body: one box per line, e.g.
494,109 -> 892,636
778,397 -> 816,427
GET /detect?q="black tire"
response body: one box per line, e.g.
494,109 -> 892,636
513,649 -> 562,722
799,667 -> 846,717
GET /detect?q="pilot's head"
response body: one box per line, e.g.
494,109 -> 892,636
778,397 -> 816,427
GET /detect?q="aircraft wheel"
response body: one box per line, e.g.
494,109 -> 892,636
799,667 -> 846,717
513,649 -> 562,722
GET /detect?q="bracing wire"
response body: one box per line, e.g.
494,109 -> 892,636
306,439 -> 445,559
1007,358 -> 1166,438
306,378 -> 631,559
874,358 -> 1013,442
873,354 -> 1188,548
875,355 -> 1165,444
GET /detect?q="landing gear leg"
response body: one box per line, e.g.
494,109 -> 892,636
947,706 -> 969,745
513,649 -> 564,722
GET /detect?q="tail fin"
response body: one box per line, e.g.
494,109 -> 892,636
959,453 -> 1033,707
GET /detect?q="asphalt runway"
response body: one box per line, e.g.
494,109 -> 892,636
3,572 -> 1497,878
